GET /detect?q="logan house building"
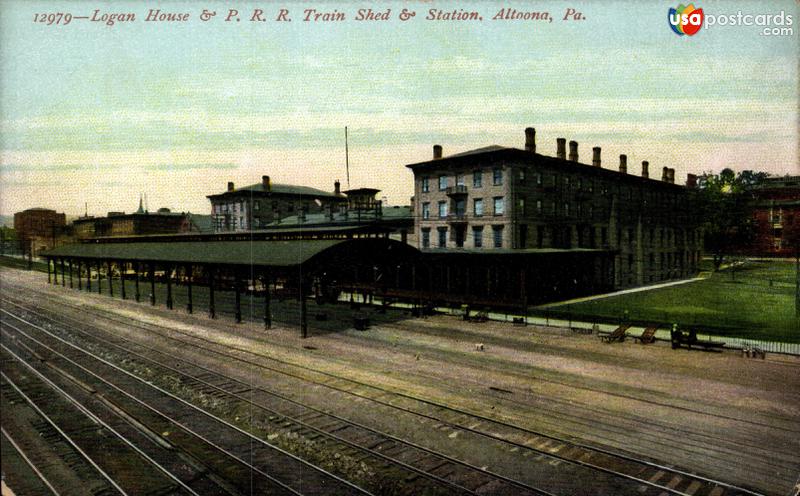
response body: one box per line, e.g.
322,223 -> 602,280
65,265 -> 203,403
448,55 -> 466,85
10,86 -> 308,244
406,127 -> 704,290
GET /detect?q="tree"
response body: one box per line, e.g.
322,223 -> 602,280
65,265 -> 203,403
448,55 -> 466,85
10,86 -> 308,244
695,169 -> 767,270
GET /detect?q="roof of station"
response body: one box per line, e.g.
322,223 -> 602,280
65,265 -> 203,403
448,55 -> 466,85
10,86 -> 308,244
43,237 -> 420,267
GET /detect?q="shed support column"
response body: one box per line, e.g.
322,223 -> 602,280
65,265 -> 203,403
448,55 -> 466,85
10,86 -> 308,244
186,265 -> 193,314
234,270 -> 242,323
68,259 -> 73,288
300,279 -> 308,338
166,265 -> 173,310
120,262 -> 126,300
77,261 -> 82,290
86,262 -> 91,291
107,261 -> 113,297
149,262 -> 156,306
61,259 -> 66,287
263,274 -> 271,329
134,263 -> 140,302
47,258 -> 52,284
53,259 -> 58,285
208,266 -> 216,319
520,269 -> 528,325
97,262 -> 102,294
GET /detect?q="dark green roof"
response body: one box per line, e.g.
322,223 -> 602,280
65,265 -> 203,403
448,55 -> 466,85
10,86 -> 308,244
208,182 -> 344,200
44,239 -> 347,267
269,206 -> 412,227
421,247 -> 611,255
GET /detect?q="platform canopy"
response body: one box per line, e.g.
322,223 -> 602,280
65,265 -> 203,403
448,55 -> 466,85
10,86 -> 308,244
43,237 -> 419,268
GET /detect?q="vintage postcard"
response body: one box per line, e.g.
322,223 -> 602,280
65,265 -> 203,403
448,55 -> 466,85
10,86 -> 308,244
1,1 -> 798,495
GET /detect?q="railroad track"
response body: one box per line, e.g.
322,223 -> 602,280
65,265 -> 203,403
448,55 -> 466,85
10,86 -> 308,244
1,307 -> 553,496
1,358 -> 181,496
1,314 -> 374,496
1,296 -> 769,496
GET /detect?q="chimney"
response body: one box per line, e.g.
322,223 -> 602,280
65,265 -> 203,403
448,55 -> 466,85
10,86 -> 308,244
556,138 -> 566,160
668,168 -> 676,184
433,144 -> 443,159
524,127 -> 536,153
619,154 -> 627,174
686,173 -> 697,188
262,175 -> 271,192
592,147 -> 601,167
568,141 -> 579,162
334,180 -> 341,196
641,161 -> 649,178
662,167 -> 669,182
227,181 -> 235,192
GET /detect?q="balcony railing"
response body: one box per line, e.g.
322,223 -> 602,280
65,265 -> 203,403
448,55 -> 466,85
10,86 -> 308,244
446,185 -> 468,196
446,212 -> 468,223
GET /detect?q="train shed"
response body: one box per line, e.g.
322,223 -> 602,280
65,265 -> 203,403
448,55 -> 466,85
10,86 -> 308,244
42,234 -> 420,337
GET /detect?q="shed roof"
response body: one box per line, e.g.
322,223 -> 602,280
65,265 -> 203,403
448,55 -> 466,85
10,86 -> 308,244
44,239 -> 347,267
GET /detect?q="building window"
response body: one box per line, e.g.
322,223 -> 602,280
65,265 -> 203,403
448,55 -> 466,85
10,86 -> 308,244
422,202 -> 430,220
536,173 -> 542,185
254,200 -> 260,211
422,177 -> 430,193
493,197 -> 505,215
518,169 -> 526,182
551,201 -> 556,215
456,174 -> 465,186
272,201 -> 279,212
628,228 -> 635,246
422,228 -> 431,248
493,168 -> 503,186
439,175 -> 448,191
473,198 -> 484,217
577,203 -> 583,217
473,226 -> 483,248
438,201 -> 447,218
578,178 -> 583,190
239,217 -> 245,228
473,170 -> 483,188
536,200 -> 542,213
564,202 -> 570,216
588,205 -> 594,218
493,225 -> 503,248
438,227 -> 447,248
222,204 -> 228,212
454,199 -> 466,217
537,226 -> 544,248
518,198 -> 525,215
519,224 -> 528,248
564,176 -> 570,188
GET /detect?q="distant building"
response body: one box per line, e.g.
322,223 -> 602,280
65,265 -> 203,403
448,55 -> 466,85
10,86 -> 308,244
14,208 -> 67,255
267,187 -> 413,243
72,199 -> 200,239
207,176 -> 347,232
406,127 -> 703,289
747,175 -> 800,256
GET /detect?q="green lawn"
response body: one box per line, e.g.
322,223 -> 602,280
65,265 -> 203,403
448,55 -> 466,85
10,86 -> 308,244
546,260 -> 800,342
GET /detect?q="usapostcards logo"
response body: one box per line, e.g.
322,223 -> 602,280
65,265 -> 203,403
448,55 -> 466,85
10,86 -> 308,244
668,4 -> 704,36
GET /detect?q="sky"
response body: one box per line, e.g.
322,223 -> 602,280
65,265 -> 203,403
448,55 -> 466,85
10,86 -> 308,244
1,0 -> 798,217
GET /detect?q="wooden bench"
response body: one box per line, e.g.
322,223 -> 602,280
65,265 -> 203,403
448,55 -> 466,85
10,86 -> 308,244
600,325 -> 630,343
670,329 -> 725,350
636,326 -> 658,344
